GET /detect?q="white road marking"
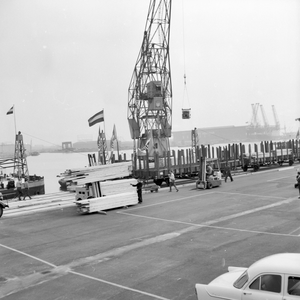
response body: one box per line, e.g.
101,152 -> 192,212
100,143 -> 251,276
267,176 -> 293,182
0,243 -> 171,300
120,196 -> 300,237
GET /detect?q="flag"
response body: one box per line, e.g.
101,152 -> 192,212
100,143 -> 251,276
6,106 -> 14,115
88,110 -> 104,127
296,129 -> 300,139
110,124 -> 118,149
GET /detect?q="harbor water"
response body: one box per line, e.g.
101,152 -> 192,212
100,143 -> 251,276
26,151 -> 131,194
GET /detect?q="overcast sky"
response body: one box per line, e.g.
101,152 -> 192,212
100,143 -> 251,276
0,0 -> 299,147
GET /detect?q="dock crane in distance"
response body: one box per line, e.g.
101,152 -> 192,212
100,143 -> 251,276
127,0 -> 172,158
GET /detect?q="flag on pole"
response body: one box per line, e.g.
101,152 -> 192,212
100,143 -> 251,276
110,124 -> 118,149
88,110 -> 104,127
6,106 -> 14,115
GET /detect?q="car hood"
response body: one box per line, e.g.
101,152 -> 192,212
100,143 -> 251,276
209,267 -> 247,287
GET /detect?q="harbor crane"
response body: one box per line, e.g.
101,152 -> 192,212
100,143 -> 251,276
127,0 -> 172,157
272,105 -> 281,130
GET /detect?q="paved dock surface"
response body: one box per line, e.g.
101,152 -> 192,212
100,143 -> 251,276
0,165 -> 299,299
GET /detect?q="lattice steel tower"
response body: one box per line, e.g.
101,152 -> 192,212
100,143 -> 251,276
127,0 -> 172,157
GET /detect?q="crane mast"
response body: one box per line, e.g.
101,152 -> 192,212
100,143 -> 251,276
127,0 -> 172,157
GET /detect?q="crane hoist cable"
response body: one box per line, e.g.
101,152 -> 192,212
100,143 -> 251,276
181,0 -> 192,120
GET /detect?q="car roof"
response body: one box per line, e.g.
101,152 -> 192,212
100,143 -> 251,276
248,253 -> 300,277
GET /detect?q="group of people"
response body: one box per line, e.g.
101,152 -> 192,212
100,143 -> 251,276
16,178 -> 32,201
130,169 -> 179,203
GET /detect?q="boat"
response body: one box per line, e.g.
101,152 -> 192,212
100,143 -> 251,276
29,151 -> 40,156
0,131 -> 45,200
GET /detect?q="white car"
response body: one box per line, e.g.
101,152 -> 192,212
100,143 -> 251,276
195,253 -> 300,300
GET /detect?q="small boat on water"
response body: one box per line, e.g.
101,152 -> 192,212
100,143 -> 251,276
29,151 -> 40,156
0,131 -> 45,201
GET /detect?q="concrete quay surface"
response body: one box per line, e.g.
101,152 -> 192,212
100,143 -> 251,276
0,164 -> 300,300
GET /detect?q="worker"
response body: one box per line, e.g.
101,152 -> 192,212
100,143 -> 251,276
168,170 -> 178,192
224,164 -> 233,182
131,178 -> 143,203
297,171 -> 300,199
23,178 -> 32,200
16,178 -> 23,201
206,164 -> 213,179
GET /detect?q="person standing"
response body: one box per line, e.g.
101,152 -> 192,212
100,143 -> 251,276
296,172 -> 300,199
16,178 -> 23,201
168,170 -> 178,192
224,165 -> 233,182
131,179 -> 143,203
23,178 -> 32,200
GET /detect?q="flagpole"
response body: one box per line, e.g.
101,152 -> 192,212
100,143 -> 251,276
13,105 -> 17,136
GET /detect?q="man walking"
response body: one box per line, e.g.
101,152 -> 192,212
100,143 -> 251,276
224,165 -> 233,182
16,178 -> 23,201
23,178 -> 32,200
168,170 -> 178,192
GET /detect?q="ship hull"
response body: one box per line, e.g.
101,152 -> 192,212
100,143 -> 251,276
0,177 -> 45,200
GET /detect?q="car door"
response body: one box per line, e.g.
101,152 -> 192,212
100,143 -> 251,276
241,273 -> 283,300
284,275 -> 300,300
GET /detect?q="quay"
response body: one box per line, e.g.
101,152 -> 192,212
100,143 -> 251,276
0,164 -> 299,299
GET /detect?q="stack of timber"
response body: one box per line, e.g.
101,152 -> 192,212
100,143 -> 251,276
58,161 -> 132,191
74,178 -> 138,214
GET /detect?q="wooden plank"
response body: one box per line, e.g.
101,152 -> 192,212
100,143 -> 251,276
75,191 -> 138,213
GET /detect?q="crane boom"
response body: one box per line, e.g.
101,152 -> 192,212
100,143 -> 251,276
272,105 -> 280,130
260,105 -> 269,127
127,0 -> 172,157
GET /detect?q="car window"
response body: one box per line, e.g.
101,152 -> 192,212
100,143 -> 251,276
233,270 -> 249,289
249,274 -> 281,293
288,276 -> 300,296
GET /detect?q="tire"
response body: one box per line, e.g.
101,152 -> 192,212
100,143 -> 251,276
0,206 -> 3,218
242,165 -> 248,172
207,182 -> 213,189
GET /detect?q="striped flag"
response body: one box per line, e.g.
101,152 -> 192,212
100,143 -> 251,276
6,106 -> 14,115
88,110 -> 104,127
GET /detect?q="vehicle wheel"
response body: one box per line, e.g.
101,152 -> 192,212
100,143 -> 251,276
0,206 -> 3,218
289,159 -> 294,166
207,182 -> 213,189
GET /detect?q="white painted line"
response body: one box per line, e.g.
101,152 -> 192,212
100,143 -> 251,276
288,226 -> 300,235
69,270 -> 170,300
215,191 -> 286,200
127,191 -> 215,211
120,197 -> 300,237
0,243 -> 171,300
267,176 -> 295,182
0,243 -> 56,268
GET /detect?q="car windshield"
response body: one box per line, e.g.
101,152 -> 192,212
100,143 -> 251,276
234,270 -> 249,289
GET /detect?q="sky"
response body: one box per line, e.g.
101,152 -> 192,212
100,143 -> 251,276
0,0 -> 299,147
